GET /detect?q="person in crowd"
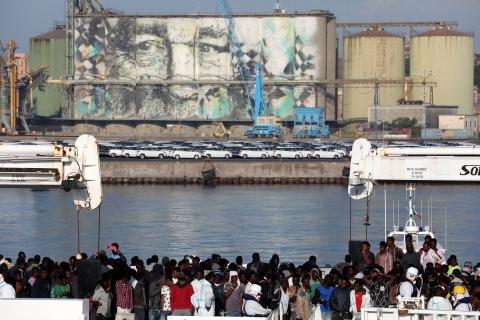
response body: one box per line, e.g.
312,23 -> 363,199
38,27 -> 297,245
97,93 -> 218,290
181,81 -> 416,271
272,276 -> 290,319
349,279 -> 371,320
426,286 -> 452,311
50,272 -> 71,298
386,237 -> 404,263
309,268 -> 322,299
447,255 -> 461,276
134,271 -> 147,320
0,273 -> 15,298
401,242 -> 423,272
212,271 -> 225,315
429,239 -> 444,265
224,271 -> 244,317
451,285 -> 472,311
160,277 -> 173,320
191,270 -> 214,316
315,274 -> 334,320
329,276 -> 352,320
295,276 -> 311,320
247,253 -> 264,275
115,270 -> 133,314
243,284 -> 271,316
365,271 -> 390,308
359,242 -> 375,270
31,268 -> 50,298
376,241 -> 393,274
335,255 -> 352,274
400,267 -> 421,298
107,243 -> 126,263
170,274 -> 193,315
92,274 -> 112,320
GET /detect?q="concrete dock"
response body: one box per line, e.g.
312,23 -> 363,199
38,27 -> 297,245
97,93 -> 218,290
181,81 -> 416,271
100,159 -> 349,185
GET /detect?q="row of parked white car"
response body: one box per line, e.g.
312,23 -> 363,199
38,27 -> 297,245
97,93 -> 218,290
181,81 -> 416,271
107,146 -> 344,160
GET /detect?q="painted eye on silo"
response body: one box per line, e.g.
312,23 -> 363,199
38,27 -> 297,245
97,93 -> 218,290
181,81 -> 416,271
137,41 -> 153,51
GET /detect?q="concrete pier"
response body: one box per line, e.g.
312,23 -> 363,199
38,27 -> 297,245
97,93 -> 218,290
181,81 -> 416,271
100,159 -> 348,185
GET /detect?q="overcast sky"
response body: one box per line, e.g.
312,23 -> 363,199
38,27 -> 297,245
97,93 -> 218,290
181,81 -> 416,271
1,0 -> 478,52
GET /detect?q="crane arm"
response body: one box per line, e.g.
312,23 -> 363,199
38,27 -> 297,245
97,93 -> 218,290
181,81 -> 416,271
348,138 -> 480,200
0,134 -> 102,210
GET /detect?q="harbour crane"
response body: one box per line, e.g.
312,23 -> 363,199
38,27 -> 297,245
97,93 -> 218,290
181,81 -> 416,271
0,40 -> 49,134
217,0 -> 283,138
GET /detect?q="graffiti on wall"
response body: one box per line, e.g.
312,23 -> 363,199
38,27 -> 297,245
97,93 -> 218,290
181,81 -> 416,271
73,16 -> 327,120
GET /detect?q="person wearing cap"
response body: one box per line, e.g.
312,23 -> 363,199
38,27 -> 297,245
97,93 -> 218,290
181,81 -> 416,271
309,268 -> 321,300
224,270 -> 244,316
107,243 -> 126,263
451,285 -> 472,311
0,273 -> 15,298
243,284 -> 271,316
399,267 -> 421,298
212,271 -> 225,315
170,274 -> 194,316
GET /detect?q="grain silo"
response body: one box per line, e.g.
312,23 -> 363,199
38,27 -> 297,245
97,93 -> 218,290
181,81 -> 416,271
342,29 -> 405,120
410,29 -> 474,114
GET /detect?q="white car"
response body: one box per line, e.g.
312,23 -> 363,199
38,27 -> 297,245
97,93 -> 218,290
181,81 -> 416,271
137,148 -> 172,159
172,148 -> 202,159
311,149 -> 342,159
239,148 -> 270,159
202,148 -> 233,159
122,148 -> 140,158
274,148 -> 308,159
108,147 -> 124,158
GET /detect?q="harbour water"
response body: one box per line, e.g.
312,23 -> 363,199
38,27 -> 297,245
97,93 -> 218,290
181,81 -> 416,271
0,184 -> 478,265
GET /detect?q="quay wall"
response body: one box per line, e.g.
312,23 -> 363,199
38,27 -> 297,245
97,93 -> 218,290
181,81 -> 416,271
100,160 -> 348,185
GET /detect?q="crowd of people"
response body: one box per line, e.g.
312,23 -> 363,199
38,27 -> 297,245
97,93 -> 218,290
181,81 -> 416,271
0,237 -> 480,320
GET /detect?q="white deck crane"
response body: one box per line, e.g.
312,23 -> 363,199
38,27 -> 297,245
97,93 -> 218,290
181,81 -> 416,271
0,134 -> 102,210
348,138 -> 480,200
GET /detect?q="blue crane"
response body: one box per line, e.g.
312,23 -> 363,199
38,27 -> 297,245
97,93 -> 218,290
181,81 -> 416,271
217,0 -> 282,138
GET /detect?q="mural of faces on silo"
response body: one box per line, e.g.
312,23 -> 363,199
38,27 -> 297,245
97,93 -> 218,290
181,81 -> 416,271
136,86 -> 168,119
293,17 -> 326,80
294,86 -> 317,108
106,85 -> 136,119
266,86 -> 294,119
196,19 -> 231,80
198,86 -> 231,119
167,19 -> 196,80
168,86 -> 198,120
73,16 -> 329,120
104,18 -> 136,79
261,17 -> 295,78
75,85 -> 106,118
231,17 -> 262,79
74,18 -> 106,80
135,18 -> 170,80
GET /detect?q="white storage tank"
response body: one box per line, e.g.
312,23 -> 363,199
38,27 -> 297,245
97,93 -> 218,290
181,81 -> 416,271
410,29 -> 474,115
343,29 -> 405,120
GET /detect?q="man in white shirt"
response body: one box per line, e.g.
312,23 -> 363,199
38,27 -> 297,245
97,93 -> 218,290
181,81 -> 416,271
0,274 -> 15,299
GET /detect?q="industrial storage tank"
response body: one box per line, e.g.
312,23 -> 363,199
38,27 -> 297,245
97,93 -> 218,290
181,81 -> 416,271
342,29 -> 405,120
410,29 -> 474,115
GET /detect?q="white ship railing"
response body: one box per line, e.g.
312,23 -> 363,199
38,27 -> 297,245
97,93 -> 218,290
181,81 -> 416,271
362,307 -> 480,320
0,298 -> 89,320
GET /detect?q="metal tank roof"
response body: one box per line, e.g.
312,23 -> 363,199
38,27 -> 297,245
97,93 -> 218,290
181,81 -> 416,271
31,28 -> 66,40
413,29 -> 473,37
345,29 -> 402,38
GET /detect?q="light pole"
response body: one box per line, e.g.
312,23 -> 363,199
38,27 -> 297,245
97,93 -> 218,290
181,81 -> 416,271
365,72 -> 385,141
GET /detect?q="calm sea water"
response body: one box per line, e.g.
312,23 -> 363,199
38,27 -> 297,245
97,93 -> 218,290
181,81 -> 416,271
0,184 -> 478,265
